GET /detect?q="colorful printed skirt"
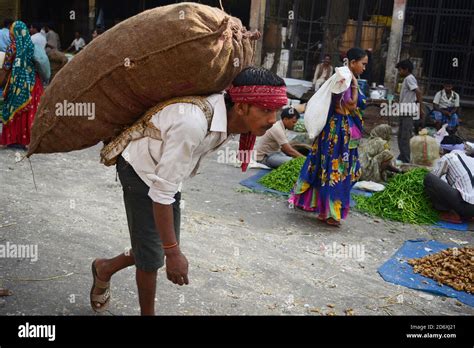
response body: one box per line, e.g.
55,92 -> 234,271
289,113 -> 362,222
0,75 -> 44,147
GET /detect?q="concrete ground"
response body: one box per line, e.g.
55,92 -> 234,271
0,140 -> 473,316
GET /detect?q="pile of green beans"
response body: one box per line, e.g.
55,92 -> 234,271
293,119 -> 307,133
353,168 -> 440,224
258,157 -> 306,193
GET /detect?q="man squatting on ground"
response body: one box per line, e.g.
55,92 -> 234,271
256,107 -> 305,169
90,67 -> 287,315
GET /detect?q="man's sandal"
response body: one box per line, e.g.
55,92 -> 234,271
90,260 -> 111,313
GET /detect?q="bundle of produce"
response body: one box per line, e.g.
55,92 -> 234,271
293,118 -> 307,133
353,168 -> 439,224
27,2 -> 255,156
47,49 -> 68,81
258,156 -> 306,193
408,247 -> 474,293
410,129 -> 440,166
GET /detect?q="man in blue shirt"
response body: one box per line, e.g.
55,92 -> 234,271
0,19 -> 13,52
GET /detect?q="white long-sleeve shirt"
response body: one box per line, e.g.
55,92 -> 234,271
121,94 -> 229,205
431,150 -> 474,204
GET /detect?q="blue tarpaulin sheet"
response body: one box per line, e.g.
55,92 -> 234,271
239,169 -> 288,196
378,239 -> 474,307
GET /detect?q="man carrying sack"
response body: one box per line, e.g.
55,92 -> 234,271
90,66 -> 287,315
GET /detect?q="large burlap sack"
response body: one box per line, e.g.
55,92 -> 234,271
410,129 -> 440,166
47,49 -> 68,82
27,2 -> 254,156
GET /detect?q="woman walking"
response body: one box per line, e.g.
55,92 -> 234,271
1,21 -> 44,150
289,48 -> 368,226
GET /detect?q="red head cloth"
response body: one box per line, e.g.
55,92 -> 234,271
227,85 -> 288,171
227,85 -> 288,111
238,132 -> 256,172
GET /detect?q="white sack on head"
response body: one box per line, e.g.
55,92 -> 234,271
304,66 -> 352,139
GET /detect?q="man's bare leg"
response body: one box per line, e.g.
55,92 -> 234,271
136,269 -> 157,315
93,250 -> 159,315
92,250 -> 135,310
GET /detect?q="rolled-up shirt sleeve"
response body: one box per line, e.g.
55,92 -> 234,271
431,155 -> 449,178
146,104 -> 207,205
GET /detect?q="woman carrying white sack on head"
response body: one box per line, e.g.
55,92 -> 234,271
289,48 -> 368,227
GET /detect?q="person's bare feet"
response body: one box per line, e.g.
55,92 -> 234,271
91,259 -> 112,311
317,215 -> 340,227
440,211 -> 462,224
326,218 -> 341,227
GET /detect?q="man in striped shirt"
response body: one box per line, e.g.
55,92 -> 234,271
424,150 -> 474,222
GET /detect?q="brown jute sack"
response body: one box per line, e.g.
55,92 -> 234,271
27,2 -> 254,156
410,129 -> 440,166
47,49 -> 68,82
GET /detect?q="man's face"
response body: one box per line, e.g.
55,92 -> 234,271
283,116 -> 298,130
323,56 -> 331,64
444,84 -> 453,93
29,27 -> 37,35
239,104 -> 277,136
398,67 -> 409,77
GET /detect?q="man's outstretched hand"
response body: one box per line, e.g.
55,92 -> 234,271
165,247 -> 189,286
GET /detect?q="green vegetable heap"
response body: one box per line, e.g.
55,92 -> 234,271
293,119 -> 307,133
258,157 -> 306,193
354,168 -> 440,224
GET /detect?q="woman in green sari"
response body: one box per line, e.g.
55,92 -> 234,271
0,21 -> 44,149
359,124 -> 400,183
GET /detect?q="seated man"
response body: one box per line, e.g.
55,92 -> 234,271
67,31 -> 86,53
424,149 -> 474,223
431,83 -> 460,129
313,54 -> 334,91
256,107 -> 304,168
